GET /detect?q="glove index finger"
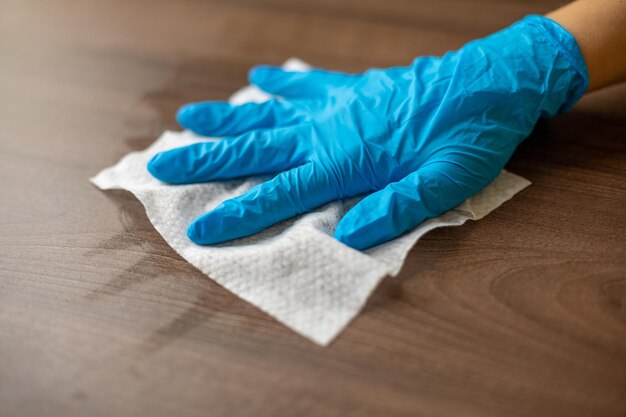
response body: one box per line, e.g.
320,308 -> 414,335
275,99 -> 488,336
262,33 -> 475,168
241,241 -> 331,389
187,162 -> 337,245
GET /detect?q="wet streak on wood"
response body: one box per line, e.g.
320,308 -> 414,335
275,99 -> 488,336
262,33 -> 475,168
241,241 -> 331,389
0,1 -> 625,416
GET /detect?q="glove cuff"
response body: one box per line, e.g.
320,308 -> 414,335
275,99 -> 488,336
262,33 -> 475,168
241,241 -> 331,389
522,14 -> 589,113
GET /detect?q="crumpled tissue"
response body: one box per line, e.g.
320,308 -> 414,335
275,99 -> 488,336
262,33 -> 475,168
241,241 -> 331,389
91,58 -> 531,345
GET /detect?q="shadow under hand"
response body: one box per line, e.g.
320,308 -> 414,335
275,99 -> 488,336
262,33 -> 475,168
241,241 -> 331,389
85,189 -> 192,300
85,189 -> 237,352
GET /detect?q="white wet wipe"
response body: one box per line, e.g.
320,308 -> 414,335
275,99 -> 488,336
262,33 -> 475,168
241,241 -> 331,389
91,58 -> 531,345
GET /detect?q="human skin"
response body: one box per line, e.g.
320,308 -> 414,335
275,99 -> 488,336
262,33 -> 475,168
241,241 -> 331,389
147,0 -> 625,249
548,0 -> 626,91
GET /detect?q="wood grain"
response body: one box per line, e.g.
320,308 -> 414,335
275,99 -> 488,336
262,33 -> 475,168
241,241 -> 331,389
1,1 -> 625,416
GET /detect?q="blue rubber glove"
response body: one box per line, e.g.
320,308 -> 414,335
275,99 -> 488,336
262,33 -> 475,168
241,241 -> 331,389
148,15 -> 588,250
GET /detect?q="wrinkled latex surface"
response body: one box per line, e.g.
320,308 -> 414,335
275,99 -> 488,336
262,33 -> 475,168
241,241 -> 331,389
148,15 -> 588,250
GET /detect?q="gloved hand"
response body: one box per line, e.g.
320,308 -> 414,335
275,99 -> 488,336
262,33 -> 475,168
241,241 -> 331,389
148,15 -> 588,250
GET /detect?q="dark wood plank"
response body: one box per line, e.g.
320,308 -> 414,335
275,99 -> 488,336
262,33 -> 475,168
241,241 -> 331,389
1,1 -> 625,416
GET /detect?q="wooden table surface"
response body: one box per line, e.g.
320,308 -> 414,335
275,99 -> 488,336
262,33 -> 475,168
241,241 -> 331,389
1,1 -> 625,416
